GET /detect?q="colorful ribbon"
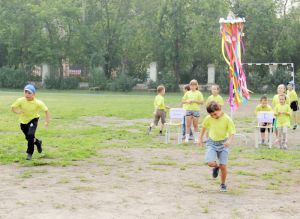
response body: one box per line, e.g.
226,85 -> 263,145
220,18 -> 250,112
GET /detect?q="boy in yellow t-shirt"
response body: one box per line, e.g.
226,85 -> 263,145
255,95 -> 273,144
274,94 -> 292,149
198,101 -> 236,192
148,85 -> 169,135
182,79 -> 204,143
287,82 -> 299,130
11,84 -> 50,160
206,84 -> 224,106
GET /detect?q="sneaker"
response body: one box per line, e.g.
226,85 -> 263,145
185,137 -> 189,143
293,124 -> 297,130
189,135 -> 194,140
212,167 -> 219,178
283,144 -> 288,150
26,153 -> 32,160
220,184 -> 227,192
35,140 -> 43,153
147,126 -> 152,135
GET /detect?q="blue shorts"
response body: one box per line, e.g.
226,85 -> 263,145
186,110 -> 200,117
205,138 -> 229,165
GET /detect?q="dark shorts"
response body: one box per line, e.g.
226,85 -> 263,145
290,101 -> 299,112
153,109 -> 166,125
260,122 -> 271,133
186,110 -> 200,118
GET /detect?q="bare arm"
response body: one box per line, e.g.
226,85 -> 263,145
45,111 -> 50,127
224,134 -> 234,148
11,107 -> 23,114
198,127 -> 207,147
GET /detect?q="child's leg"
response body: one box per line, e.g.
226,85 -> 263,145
260,127 -> 266,143
278,127 -> 283,148
186,116 -> 192,135
182,116 -> 186,137
282,126 -> 288,148
192,116 -> 199,142
218,147 -> 229,184
219,164 -> 227,184
21,119 -> 39,155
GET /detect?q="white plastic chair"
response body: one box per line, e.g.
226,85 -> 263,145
255,111 -> 274,148
165,108 -> 186,144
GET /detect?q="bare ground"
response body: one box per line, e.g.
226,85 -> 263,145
1,100 -> 300,219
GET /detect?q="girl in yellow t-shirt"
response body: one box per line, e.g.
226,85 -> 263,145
206,84 -> 224,106
274,94 -> 292,149
182,79 -> 204,143
287,82 -> 299,130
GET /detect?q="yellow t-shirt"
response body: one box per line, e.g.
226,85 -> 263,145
154,94 -> 165,110
255,104 -> 273,114
287,90 -> 298,102
11,97 -> 48,124
272,94 -> 290,108
202,113 -> 236,141
206,95 -> 224,106
274,104 -> 292,127
182,90 -> 204,111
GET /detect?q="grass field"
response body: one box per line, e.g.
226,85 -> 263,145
1,90 -> 300,218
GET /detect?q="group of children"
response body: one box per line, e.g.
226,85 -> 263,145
9,81 -> 298,192
148,79 -> 298,192
256,82 -> 299,149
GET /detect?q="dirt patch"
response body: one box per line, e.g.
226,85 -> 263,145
0,147 -> 299,219
81,116 -> 149,128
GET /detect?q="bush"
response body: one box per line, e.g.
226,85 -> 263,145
61,77 -> 80,89
158,71 -> 178,92
88,68 -> 107,90
147,80 -> 159,89
0,66 -> 29,88
108,73 -> 137,92
44,76 -> 79,89
44,77 -> 61,89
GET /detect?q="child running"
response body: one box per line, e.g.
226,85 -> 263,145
198,101 -> 236,192
11,84 -> 50,160
206,84 -> 224,106
148,85 -> 169,135
274,94 -> 292,149
255,95 -> 273,144
182,79 -> 204,143
287,82 -> 299,130
182,84 -> 193,139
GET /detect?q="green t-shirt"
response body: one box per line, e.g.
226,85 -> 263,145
287,90 -> 298,102
274,104 -> 292,128
154,94 -> 165,110
11,97 -> 48,124
272,94 -> 290,108
182,90 -> 204,111
255,104 -> 273,114
206,95 -> 224,106
202,113 -> 236,141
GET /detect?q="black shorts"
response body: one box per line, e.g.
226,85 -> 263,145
290,101 -> 299,112
260,123 -> 271,133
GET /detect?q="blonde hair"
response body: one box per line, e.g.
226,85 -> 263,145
189,79 -> 199,87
